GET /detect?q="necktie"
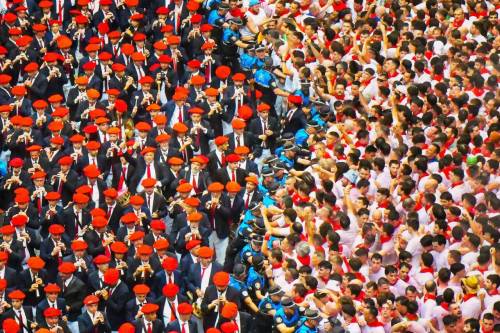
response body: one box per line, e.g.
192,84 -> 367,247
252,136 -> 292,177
92,158 -> 96,166
181,138 -> 187,161
148,194 -> 152,212
233,320 -> 239,332
178,107 -> 183,123
107,206 -> 112,218
118,166 -> 126,191
147,323 -> 152,333
192,174 -> 197,192
102,234 -> 111,257
262,120 -> 268,148
17,310 -> 23,328
231,170 -> 236,182
181,323 -> 186,333
168,301 -> 176,321
236,135 -> 240,147
209,202 -> 216,228
205,61 -> 211,82
245,193 -> 250,209
200,266 -> 206,279
37,193 -> 42,214
195,127 -> 201,147
57,0 -> 63,22
57,173 -> 64,194
146,164 -> 152,178
221,153 -> 226,167
137,66 -> 143,80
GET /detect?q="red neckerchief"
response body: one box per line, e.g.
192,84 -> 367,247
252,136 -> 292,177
425,50 -> 433,60
482,329 -> 493,333
472,87 -> 485,97
453,18 -> 465,28
462,294 -> 477,302
272,262 -> 282,269
380,235 -> 391,244
297,254 -> 310,267
440,302 -> 449,311
354,290 -> 366,301
355,141 -> 367,148
293,296 -> 304,303
387,71 -> 399,78
388,278 -> 399,286
354,272 -> 366,283
488,289 -> 499,296
451,181 -> 464,188
362,77 -> 374,86
432,74 -> 443,81
367,320 -> 384,327
320,275 -> 330,284
334,93 -> 345,100
420,267 -> 434,274
441,165 -> 455,178
479,67 -> 489,74
378,200 -> 390,209
401,275 -> 410,283
291,11 -> 301,18
424,294 -> 436,302
406,314 -> 418,321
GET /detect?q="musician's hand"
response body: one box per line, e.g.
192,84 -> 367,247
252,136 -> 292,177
196,289 -> 203,298
29,283 -> 39,292
101,289 -> 109,300
51,246 -> 60,256
135,310 -> 144,319
259,134 -> 267,140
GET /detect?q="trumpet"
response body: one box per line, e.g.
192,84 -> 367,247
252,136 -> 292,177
33,273 -> 43,298
45,206 -> 57,219
94,311 -> 105,324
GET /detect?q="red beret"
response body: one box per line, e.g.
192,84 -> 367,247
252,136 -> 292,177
177,302 -> 193,315
162,283 -> 179,298
58,262 -> 76,274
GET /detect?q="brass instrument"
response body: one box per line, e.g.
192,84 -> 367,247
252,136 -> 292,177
117,191 -> 131,207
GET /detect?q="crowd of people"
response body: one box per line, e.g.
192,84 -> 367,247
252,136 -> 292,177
0,0 -> 498,331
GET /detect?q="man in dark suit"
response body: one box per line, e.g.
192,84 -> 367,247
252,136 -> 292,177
56,262 -> 87,331
221,75 -> 250,124
186,247 -> 222,299
2,290 -> 35,333
77,295 -> 112,333
102,268 -> 130,331
60,194 -> 91,241
185,108 -> 213,155
17,256 -> 49,307
248,103 -> 280,158
132,303 -> 164,333
155,283 -> 188,327
110,155 -> 136,197
23,63 -> 48,101
0,225 -> 25,271
226,119 -> 257,154
35,283 -> 67,326
124,284 -> 154,323
100,188 -> 124,234
40,225 -> 71,283
38,307 -> 72,333
201,272 -> 242,330
48,156 -> 78,206
164,303 -> 199,333
207,136 -> 229,180
218,302 -> 253,333
82,217 -> 114,258
139,179 -> 168,220
126,245 -> 161,287
0,253 -> 18,292
183,157 -> 210,197
129,147 -> 168,194
175,212 -> 211,256
214,154 -> 248,186
282,95 -> 307,134
240,176 -> 263,210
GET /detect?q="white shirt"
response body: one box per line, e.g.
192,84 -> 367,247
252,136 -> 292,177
200,263 -> 212,292
162,297 -> 179,324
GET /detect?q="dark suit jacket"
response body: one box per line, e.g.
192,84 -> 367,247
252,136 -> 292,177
57,275 -> 87,321
182,169 -> 210,196
77,311 -> 112,333
164,319 -> 198,333
104,281 -> 130,330
185,119 -> 214,155
60,206 -> 91,241
248,116 -> 280,156
2,266 -> 17,292
35,298 -> 67,326
282,107 -> 307,134
200,193 -> 231,239
133,318 -> 164,333
217,311 -> 253,333
17,268 -> 48,306
201,285 -> 242,329
1,305 -> 34,332
129,160 -> 168,195
125,297 -> 154,323
175,225 -> 211,255
215,167 -> 248,186
139,191 -> 168,219
186,262 -> 222,295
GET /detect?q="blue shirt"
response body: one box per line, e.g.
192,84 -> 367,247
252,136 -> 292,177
207,10 -> 224,26
295,128 -> 309,146
222,28 -> 240,44
246,266 -> 265,293
274,307 -> 301,327
240,53 -> 257,71
279,154 -> 294,169
254,68 -> 274,88
295,323 -> 318,333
